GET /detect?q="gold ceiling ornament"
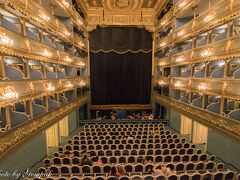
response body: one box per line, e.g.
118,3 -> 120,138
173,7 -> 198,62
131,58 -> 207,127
114,0 -> 130,9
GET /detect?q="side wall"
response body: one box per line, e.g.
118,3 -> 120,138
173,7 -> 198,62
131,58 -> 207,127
0,132 -> 47,179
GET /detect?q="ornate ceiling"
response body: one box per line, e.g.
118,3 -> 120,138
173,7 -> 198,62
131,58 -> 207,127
78,0 -> 167,31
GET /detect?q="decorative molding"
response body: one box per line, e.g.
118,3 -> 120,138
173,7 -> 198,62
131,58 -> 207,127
0,27 -> 86,67
153,93 -> 240,142
0,95 -> 90,160
88,14 -> 155,27
0,78 -> 88,108
156,35 -> 240,67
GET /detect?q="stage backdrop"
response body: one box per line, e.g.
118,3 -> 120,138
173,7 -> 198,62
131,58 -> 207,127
90,26 -> 152,105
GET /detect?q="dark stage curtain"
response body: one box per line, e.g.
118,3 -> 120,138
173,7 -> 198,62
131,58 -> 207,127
90,27 -> 152,105
90,51 -> 152,105
90,27 -> 152,54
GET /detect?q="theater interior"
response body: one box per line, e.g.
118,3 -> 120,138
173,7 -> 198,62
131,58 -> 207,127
0,0 -> 239,179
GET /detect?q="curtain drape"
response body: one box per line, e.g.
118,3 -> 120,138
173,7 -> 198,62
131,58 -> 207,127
180,115 -> 192,135
90,26 -> 152,54
192,121 -> 208,144
46,124 -> 59,147
59,116 -> 69,137
90,51 -> 152,105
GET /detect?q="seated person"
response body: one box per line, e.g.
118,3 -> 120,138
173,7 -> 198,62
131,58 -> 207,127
81,155 -> 93,166
145,156 -> 153,164
93,156 -> 103,166
110,166 -> 122,178
64,149 -> 74,158
137,156 -> 145,164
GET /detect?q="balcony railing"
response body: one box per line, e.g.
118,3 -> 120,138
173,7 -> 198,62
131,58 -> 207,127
153,93 -> 240,142
157,76 -> 240,101
0,27 -> 86,67
0,77 -> 88,108
157,35 -> 240,66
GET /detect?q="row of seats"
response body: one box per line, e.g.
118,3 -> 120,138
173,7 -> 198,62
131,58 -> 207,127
77,134 -> 176,140
84,127 -> 165,133
77,135 -> 177,141
47,154 -> 215,167
27,170 -> 240,180
84,123 -> 164,128
64,142 -> 193,151
70,138 -> 182,145
80,129 -> 167,136
41,161 -> 221,176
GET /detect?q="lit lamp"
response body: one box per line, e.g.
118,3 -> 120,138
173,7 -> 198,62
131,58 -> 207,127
44,82 -> 55,91
201,48 -> 213,57
158,80 -> 166,85
0,33 -> 13,46
174,81 -> 183,87
62,0 -> 70,8
198,82 -> 208,90
78,61 -> 85,66
178,1 -> 186,8
65,56 -> 72,62
39,12 -> 50,21
79,80 -> 86,86
65,81 -> 73,88
178,30 -> 185,37
176,56 -> 184,62
0,86 -> 18,100
42,49 -> 52,57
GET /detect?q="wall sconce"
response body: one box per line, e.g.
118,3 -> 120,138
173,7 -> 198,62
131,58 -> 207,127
42,49 -> 52,57
159,42 -> 166,47
65,81 -> 73,88
79,80 -> 86,86
62,0 -> 70,8
0,86 -> 18,100
198,82 -> 209,90
158,80 -> 166,85
44,82 -> 55,91
201,48 -> 213,57
175,81 -> 183,87
78,19 -> 83,25
159,62 -> 166,66
79,42 -> 84,47
0,33 -> 13,46
176,56 -> 184,62
161,20 -> 167,26
78,61 -> 85,66
204,12 -> 216,22
178,30 -> 185,37
39,12 -> 50,21
178,1 -> 186,8
65,56 -> 72,62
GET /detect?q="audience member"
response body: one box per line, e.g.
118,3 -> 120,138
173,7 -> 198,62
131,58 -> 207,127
110,166 -> 121,178
93,156 -> 103,166
81,155 -> 93,166
64,149 -> 74,158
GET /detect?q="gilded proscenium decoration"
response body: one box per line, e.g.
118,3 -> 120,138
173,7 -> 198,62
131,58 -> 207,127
153,93 -> 240,142
0,95 -> 89,159
81,0 -> 164,28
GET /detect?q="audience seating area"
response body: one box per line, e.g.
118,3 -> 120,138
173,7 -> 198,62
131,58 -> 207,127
27,123 -> 239,180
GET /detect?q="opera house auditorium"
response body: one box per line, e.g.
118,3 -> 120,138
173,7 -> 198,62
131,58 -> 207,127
0,0 -> 239,179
